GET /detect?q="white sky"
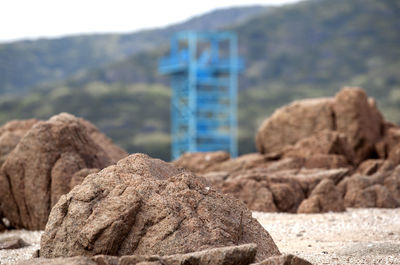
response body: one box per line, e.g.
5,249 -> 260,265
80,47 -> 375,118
0,0 -> 303,43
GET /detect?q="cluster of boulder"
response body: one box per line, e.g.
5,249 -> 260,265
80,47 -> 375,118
1,87 -> 398,264
0,113 -> 311,264
174,87 -> 400,213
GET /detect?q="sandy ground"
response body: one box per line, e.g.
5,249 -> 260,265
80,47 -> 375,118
254,208 -> 400,265
0,208 -> 399,265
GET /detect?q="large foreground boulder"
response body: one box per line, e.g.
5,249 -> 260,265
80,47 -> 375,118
0,113 -> 127,230
40,154 -> 280,262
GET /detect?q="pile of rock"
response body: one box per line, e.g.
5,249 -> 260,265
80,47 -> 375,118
15,153 -> 310,265
0,113 -> 311,264
174,87 -> 400,213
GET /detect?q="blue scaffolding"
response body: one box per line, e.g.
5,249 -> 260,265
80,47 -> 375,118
159,31 -> 243,160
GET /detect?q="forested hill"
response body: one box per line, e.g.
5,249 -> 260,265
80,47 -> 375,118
1,0 -> 399,161
0,5 -> 265,94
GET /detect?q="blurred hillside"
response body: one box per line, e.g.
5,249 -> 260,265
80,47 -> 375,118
0,6 -> 265,94
1,0 -> 399,160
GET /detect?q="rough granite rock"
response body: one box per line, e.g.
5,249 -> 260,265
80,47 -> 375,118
69,168 -> 101,189
381,166 -> 400,204
0,219 -> 5,231
0,236 -> 28,250
357,159 -> 386,175
40,154 -> 280,262
212,153 -> 272,173
77,117 -> 128,162
388,144 -> 400,166
256,98 -> 335,154
282,130 -> 355,167
173,151 -> 230,174
214,168 -> 349,213
19,244 -> 258,265
297,179 -> 345,213
253,254 -> 313,265
288,168 -> 350,197
0,113 -> 127,230
375,124 -> 400,159
0,119 -> 39,167
263,158 -> 305,172
333,87 -> 384,164
256,87 -> 384,165
218,169 -> 306,213
17,256 -> 96,265
340,174 -> 399,208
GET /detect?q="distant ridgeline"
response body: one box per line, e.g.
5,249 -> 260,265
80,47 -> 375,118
0,0 -> 399,161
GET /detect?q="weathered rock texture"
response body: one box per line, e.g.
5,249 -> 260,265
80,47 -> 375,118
338,165 -> 400,208
0,236 -> 28,250
0,113 -> 128,230
173,151 -> 230,174
19,244 -> 258,265
211,168 -> 349,213
297,179 -> 345,213
256,87 -> 384,165
40,154 -> 280,262
282,130 -> 355,169
255,98 -> 335,155
18,245 -> 315,265
254,254 -> 313,265
0,119 -> 39,167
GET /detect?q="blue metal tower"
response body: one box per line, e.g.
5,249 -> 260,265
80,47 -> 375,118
159,31 -> 243,160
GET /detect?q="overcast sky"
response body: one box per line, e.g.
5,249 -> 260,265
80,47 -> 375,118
0,0 -> 303,43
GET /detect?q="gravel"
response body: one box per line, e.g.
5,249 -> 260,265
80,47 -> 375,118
1,208 -> 399,264
0,230 -> 41,265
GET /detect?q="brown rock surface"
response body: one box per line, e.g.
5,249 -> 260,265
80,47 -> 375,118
214,153 -> 271,173
288,168 -> 349,196
340,174 -> 399,208
333,87 -> 384,164
40,154 -> 280,261
254,254 -> 313,265
263,158 -> 304,172
77,117 -> 128,162
375,124 -> 400,159
218,169 -> 306,213
256,98 -> 335,154
217,168 -> 349,213
256,87 -> 385,165
383,166 -> 400,204
173,151 -> 230,174
0,219 -> 5,231
297,179 -> 345,213
356,159 -> 385,175
282,130 -> 354,166
0,119 -> 39,167
0,113 -> 126,230
17,256 -> 96,265
0,236 -> 28,250
19,244 -> 258,265
388,143 -> 400,165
